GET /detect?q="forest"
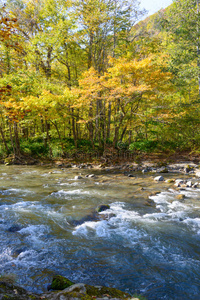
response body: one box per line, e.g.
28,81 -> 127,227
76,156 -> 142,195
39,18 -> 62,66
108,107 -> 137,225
0,0 -> 200,162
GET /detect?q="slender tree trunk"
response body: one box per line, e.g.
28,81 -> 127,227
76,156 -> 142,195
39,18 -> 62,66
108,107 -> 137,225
50,120 -> 64,151
0,125 -> 9,153
13,122 -> 21,157
71,108 -> 77,148
88,32 -> 94,69
45,119 -> 52,157
120,126 -> 127,141
107,101 -> 111,140
88,102 -> 94,148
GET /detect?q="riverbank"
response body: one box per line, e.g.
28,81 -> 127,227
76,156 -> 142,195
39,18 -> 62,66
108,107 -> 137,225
2,150 -> 200,169
0,275 -> 143,300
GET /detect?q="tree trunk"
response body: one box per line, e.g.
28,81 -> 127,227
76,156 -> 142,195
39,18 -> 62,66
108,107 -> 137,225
45,119 -> 52,157
0,125 -> 9,153
88,102 -> 94,148
88,32 -> 94,69
13,122 -> 21,157
71,108 -> 77,148
9,122 -> 15,155
107,101 -> 111,140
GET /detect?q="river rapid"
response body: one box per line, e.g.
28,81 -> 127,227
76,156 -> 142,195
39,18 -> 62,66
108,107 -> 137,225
0,165 -> 200,299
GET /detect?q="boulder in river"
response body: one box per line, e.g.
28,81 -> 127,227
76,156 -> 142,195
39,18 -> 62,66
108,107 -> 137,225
195,171 -> 200,177
74,175 -> 82,180
186,181 -> 193,187
96,204 -> 110,213
154,176 -> 164,181
175,194 -> 185,200
193,182 -> 199,188
174,179 -> 184,187
50,275 -> 74,290
69,204 -> 111,226
7,224 -> 22,232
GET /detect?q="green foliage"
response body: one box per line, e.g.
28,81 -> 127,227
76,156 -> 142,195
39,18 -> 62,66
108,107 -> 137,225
129,140 -> 158,153
20,139 -> 49,157
0,0 -> 199,160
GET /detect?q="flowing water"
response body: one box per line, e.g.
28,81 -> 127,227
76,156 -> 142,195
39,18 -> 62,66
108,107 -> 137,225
0,165 -> 200,299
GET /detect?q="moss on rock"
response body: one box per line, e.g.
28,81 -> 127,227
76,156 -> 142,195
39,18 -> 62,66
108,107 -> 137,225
85,284 -> 130,299
51,275 -> 74,290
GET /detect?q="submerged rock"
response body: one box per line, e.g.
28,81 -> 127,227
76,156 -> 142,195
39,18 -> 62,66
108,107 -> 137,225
96,204 -> 110,213
69,205 -> 112,226
7,224 -> 22,232
175,194 -> 185,200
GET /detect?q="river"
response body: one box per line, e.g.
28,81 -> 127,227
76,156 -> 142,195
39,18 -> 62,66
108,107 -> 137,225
0,165 -> 200,300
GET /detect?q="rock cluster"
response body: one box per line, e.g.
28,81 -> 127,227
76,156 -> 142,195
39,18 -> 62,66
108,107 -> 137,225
0,275 -> 140,300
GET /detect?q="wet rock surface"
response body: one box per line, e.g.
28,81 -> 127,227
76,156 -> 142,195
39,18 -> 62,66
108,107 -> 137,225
69,204 -> 111,226
0,277 -> 133,300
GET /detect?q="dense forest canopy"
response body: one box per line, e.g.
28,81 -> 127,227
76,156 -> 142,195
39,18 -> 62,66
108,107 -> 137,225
0,0 -> 200,161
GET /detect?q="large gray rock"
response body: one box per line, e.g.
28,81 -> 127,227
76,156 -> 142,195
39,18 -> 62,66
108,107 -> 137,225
186,181 -> 193,187
74,175 -> 82,180
154,176 -> 164,181
174,179 -> 184,187
195,171 -> 200,177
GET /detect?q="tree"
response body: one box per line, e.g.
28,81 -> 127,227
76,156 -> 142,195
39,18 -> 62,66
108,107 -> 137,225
163,0 -> 200,96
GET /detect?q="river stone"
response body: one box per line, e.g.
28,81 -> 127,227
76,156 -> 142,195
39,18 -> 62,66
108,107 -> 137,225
51,275 -> 74,290
184,167 -> 191,173
7,224 -> 22,232
74,175 -> 82,180
186,181 -> 193,187
154,176 -> 164,181
88,174 -> 95,178
96,204 -> 110,213
195,171 -> 200,177
174,179 -> 184,187
193,182 -> 199,188
158,167 -> 169,173
165,179 -> 175,183
175,194 -> 185,200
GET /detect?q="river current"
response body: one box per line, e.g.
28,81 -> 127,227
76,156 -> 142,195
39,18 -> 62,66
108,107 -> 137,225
0,165 -> 200,299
